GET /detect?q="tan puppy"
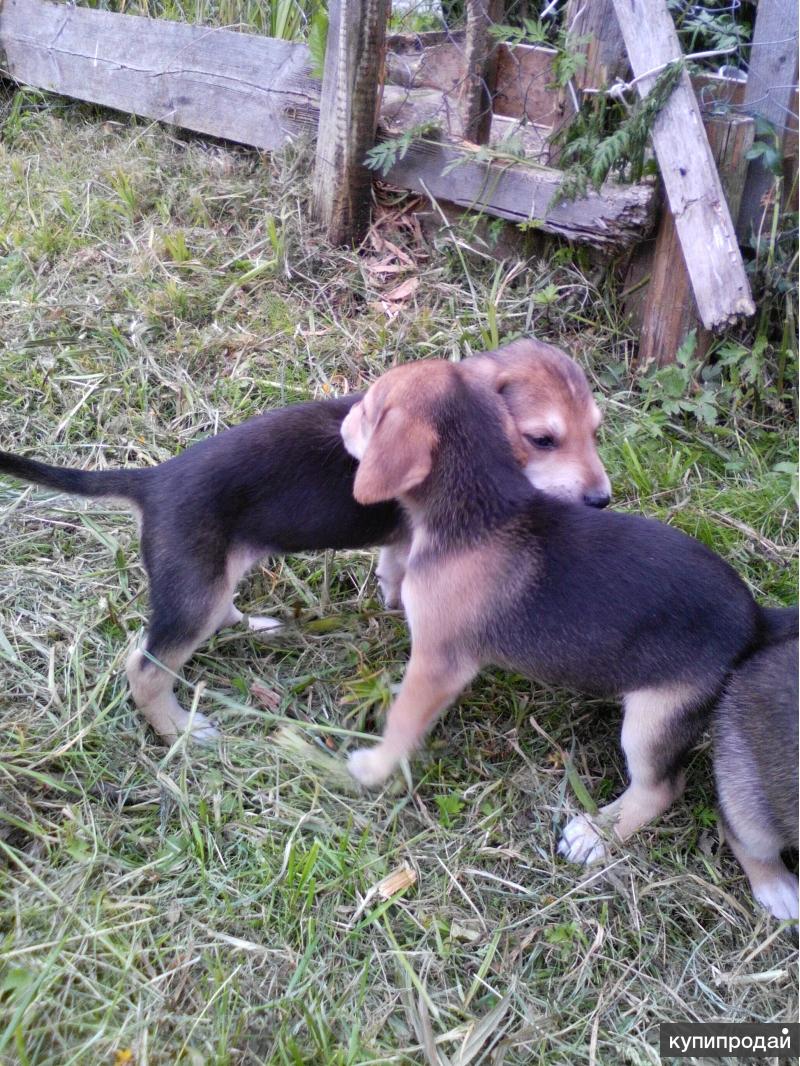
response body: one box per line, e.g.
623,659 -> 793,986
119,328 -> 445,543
340,360 -> 779,865
376,339 -> 610,606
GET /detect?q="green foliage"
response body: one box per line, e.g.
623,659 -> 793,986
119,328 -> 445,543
490,21 -> 589,88
638,325 -> 798,435
73,0 -> 325,44
489,17 -> 551,47
364,121 -> 442,177
669,0 -> 751,65
552,61 -> 684,202
307,7 -> 328,78
434,792 -> 465,827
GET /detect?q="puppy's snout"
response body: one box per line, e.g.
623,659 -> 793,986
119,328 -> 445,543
584,490 -> 611,509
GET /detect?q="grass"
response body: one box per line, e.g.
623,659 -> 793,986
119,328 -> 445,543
0,87 -> 797,1065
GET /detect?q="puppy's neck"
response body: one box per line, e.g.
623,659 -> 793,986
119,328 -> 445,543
404,380 -> 534,553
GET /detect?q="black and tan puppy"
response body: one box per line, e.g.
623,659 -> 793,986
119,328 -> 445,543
0,339 -> 610,743
714,630 -> 798,920
340,359 -> 790,863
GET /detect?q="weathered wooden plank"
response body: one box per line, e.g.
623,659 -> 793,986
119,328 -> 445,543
611,0 -> 754,330
386,40 -> 467,96
494,43 -> 558,126
549,0 -> 628,157
0,0 -> 317,149
311,0 -> 389,243
736,0 -> 800,237
383,139 -> 655,251
636,114 -> 755,364
459,0 -> 504,143
0,0 -> 654,249
381,84 -> 548,158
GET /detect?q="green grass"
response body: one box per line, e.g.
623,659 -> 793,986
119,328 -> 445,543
0,88 -> 797,1065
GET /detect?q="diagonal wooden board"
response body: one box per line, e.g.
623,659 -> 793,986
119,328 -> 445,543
611,0 -> 755,330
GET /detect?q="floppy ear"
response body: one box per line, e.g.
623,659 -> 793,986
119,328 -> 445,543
484,370 -> 529,468
353,406 -> 436,504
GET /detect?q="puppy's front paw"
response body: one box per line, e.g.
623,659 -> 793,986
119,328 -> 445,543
753,870 -> 799,921
558,814 -> 609,866
248,615 -> 283,633
185,712 -> 220,745
159,711 -> 219,746
348,746 -> 395,788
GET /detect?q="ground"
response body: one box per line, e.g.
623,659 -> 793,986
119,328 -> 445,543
0,91 -> 797,1066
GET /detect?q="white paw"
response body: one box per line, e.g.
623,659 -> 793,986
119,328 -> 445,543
248,615 -> 283,633
184,712 -> 220,745
558,814 -> 609,866
753,871 -> 799,921
348,746 -> 394,788
377,578 -> 402,610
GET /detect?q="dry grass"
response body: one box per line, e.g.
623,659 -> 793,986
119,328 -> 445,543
0,88 -> 797,1065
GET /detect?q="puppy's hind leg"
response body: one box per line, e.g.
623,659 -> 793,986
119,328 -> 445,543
559,684 -> 706,865
722,819 -> 799,921
348,650 -> 477,787
128,571 -> 246,742
376,539 -> 411,609
127,638 -> 219,745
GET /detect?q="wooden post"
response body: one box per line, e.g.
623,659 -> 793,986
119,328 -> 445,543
635,114 -> 755,365
312,0 -> 389,245
460,0 -> 504,144
611,0 -> 755,330
549,0 -> 628,159
736,0 -> 800,238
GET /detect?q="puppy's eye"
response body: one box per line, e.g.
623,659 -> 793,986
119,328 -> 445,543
525,434 -> 557,450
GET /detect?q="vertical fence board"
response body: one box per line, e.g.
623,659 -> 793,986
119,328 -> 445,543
736,0 -> 800,237
312,0 -> 389,244
549,0 -> 628,157
460,0 -> 504,143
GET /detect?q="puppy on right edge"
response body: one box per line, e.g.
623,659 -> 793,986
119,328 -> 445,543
714,628 -> 799,920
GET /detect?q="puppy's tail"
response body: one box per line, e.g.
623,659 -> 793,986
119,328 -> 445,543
0,450 -> 148,502
758,605 -> 799,646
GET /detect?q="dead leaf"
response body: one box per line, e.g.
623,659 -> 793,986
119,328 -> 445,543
384,276 -> 419,302
376,862 -> 417,899
250,681 -> 281,712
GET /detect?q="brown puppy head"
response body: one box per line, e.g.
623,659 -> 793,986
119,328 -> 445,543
464,338 -> 611,508
341,361 -> 453,505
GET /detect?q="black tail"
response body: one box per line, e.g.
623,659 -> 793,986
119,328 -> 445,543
0,450 -> 148,502
758,605 -> 799,646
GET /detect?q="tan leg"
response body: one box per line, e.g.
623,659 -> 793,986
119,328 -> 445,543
559,685 -> 701,864
127,579 -> 248,742
348,651 -> 477,787
726,834 -> 799,920
126,644 -> 219,744
376,541 -> 411,609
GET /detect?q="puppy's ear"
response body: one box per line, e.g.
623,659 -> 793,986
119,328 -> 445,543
478,368 -> 529,468
353,407 -> 436,504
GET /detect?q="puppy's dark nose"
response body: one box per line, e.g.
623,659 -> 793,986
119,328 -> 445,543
584,490 -> 610,509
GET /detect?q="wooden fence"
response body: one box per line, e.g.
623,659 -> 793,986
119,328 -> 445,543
0,0 -> 797,362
